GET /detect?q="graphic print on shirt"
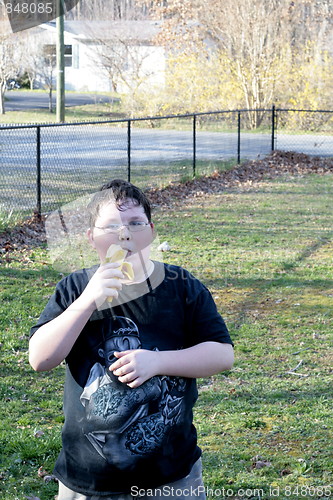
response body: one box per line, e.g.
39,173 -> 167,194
79,316 -> 187,470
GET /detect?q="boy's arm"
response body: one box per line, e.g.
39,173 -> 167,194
29,263 -> 124,371
110,341 -> 234,389
29,294 -> 96,371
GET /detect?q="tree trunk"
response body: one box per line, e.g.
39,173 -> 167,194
49,87 -> 53,113
0,84 -> 5,114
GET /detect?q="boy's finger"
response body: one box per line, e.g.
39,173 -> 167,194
113,350 -> 131,358
100,262 -> 123,270
109,352 -> 131,371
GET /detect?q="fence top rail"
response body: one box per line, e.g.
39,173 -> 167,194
275,108 -> 333,113
1,107 -> 332,131
0,107 -> 274,131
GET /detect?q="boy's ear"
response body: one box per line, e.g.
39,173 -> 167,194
150,222 -> 157,240
87,228 -> 96,248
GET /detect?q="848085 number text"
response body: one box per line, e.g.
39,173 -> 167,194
0,1 -> 53,14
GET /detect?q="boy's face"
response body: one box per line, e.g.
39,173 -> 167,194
88,199 -> 154,275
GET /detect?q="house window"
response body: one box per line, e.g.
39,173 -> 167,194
43,44 -> 73,67
64,45 -> 72,67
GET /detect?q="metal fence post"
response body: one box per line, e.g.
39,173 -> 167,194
271,105 -> 276,151
36,126 -> 41,216
193,114 -> 197,177
127,120 -> 131,182
237,111 -> 241,164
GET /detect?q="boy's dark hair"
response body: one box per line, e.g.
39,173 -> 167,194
87,179 -> 152,228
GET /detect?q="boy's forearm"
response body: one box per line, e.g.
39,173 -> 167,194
111,342 -> 234,388
157,342 -> 234,379
29,295 -> 96,372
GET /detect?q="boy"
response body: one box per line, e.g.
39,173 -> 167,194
29,179 -> 234,500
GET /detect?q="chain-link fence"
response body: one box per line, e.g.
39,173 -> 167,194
275,109 -> 333,157
0,107 -> 332,219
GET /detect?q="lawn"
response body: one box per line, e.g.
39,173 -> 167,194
0,172 -> 332,500
0,99 -> 121,125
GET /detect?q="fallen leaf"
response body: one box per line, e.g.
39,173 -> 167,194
254,460 -> 272,469
34,430 -> 45,438
37,466 -> 48,478
251,455 -> 272,469
44,474 -> 58,483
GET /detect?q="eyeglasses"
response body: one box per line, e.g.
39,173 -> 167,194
94,221 -> 151,233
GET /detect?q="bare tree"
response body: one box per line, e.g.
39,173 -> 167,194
83,18 -> 161,116
0,32 -> 22,114
153,0 -> 295,126
96,36 -> 156,95
39,44 -> 56,112
150,0 -> 333,126
19,32 -> 43,90
66,0 -> 151,20
206,0 -> 294,126
22,34 -> 57,112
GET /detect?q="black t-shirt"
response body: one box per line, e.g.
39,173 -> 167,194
30,262 -> 232,496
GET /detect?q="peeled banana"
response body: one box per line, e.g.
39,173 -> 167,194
104,244 -> 134,302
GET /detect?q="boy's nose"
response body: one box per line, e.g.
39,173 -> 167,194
118,225 -> 131,240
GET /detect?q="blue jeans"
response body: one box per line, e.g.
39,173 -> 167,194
57,458 -> 205,500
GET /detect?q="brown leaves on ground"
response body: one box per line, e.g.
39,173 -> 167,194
251,455 -> 273,469
147,150 -> 333,207
1,151 -> 332,256
37,465 -> 58,483
0,210 -> 46,257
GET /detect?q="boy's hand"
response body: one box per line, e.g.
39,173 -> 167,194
110,350 -> 160,388
81,263 -> 124,309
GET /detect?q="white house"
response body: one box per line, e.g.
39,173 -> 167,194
36,20 -> 165,92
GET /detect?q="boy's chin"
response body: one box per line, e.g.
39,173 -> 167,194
126,251 -> 149,264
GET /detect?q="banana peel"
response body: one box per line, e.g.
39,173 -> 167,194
104,244 -> 134,302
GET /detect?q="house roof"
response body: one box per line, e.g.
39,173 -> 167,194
43,20 -> 162,44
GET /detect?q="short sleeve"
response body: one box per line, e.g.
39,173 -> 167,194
184,281 -> 233,348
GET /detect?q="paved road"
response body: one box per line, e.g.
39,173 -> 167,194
5,91 -> 115,111
0,126 -> 273,169
2,124 -> 332,167
1,125 -> 333,171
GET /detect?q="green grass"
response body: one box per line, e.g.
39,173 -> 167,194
0,172 -> 332,499
0,98 -> 123,125
0,104 -> 121,125
0,209 -> 26,232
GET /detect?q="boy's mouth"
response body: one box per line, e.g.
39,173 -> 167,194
120,246 -> 137,258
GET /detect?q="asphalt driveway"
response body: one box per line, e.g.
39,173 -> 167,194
5,91 -> 115,111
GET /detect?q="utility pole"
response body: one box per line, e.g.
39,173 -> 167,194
56,0 -> 65,122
